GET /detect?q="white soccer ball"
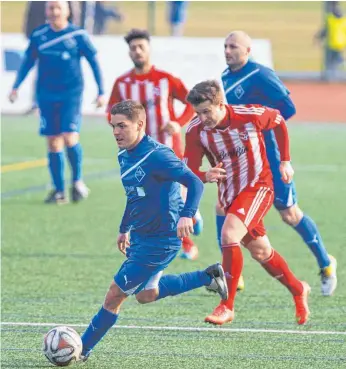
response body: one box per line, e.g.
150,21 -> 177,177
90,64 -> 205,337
43,326 -> 83,367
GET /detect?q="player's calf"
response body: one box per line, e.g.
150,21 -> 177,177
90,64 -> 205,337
135,289 -> 159,304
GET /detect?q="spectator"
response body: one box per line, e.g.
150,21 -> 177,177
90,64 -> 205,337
315,1 -> 346,79
167,1 -> 188,37
80,1 -> 123,35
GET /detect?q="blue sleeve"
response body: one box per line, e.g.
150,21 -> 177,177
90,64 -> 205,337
152,148 -> 204,218
13,39 -> 37,89
119,202 -> 131,233
272,95 -> 296,120
178,170 -> 204,218
79,32 -> 104,95
256,68 -> 289,103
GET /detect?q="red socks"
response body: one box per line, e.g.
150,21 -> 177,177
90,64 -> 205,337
261,249 -> 303,296
221,243 -> 243,310
182,237 -> 194,252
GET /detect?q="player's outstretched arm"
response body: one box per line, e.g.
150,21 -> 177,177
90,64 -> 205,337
79,32 -> 105,106
9,40 -> 37,103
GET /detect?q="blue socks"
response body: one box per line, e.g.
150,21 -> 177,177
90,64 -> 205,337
216,215 -> 225,252
48,152 -> 64,192
81,306 -> 118,356
156,271 -> 211,300
294,215 -> 330,269
66,143 -> 83,182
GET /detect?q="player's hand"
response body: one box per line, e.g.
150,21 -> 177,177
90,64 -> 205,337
94,95 -> 105,109
117,233 -> 130,256
205,163 -> 227,183
177,217 -> 194,238
161,121 -> 181,135
279,161 -> 294,184
8,89 -> 18,103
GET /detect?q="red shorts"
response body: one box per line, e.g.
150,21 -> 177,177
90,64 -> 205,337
226,184 -> 273,240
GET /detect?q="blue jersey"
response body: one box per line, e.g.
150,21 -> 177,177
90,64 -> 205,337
13,23 -> 104,101
118,135 -> 201,249
222,60 -> 290,108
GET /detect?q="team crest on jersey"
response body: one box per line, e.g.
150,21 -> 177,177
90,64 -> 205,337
234,84 -> 245,99
239,131 -> 249,141
135,166 -> 146,182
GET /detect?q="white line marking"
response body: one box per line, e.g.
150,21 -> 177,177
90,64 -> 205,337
1,322 -> 345,336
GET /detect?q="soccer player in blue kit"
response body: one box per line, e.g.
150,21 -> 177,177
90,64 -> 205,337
9,1 -> 105,204
79,100 -> 228,360
218,30 -> 337,296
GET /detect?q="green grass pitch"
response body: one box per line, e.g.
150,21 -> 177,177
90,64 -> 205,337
1,116 -> 346,368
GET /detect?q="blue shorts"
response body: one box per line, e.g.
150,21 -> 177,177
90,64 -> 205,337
114,245 -> 179,296
264,130 -> 298,210
38,96 -> 82,136
272,178 -> 297,210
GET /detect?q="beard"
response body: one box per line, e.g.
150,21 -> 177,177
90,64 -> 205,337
133,60 -> 145,69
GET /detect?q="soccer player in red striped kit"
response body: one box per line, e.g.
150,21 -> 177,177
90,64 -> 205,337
107,29 -> 202,260
183,80 -> 310,325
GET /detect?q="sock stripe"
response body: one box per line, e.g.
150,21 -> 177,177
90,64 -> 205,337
222,243 -> 240,249
261,248 -> 274,264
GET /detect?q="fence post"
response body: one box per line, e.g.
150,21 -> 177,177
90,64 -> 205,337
148,1 -> 156,35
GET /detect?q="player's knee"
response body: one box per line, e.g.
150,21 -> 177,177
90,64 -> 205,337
47,136 -> 64,152
280,205 -> 303,227
249,246 -> 272,262
135,289 -> 158,304
221,227 -> 237,245
103,282 -> 127,313
244,237 -> 272,262
63,132 -> 79,147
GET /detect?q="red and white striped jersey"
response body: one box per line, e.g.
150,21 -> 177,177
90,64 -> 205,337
107,66 -> 194,154
183,104 -> 289,209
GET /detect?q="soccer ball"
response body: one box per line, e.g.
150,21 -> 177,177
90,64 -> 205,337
43,326 -> 83,367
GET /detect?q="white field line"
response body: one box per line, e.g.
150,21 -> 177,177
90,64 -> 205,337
1,321 -> 346,336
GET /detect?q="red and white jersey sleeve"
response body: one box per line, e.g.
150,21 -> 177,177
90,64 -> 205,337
106,66 -> 194,152
231,104 -> 290,161
183,118 -> 208,182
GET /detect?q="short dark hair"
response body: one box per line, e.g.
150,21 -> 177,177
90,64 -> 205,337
187,80 -> 223,106
124,28 -> 150,44
110,100 -> 146,122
